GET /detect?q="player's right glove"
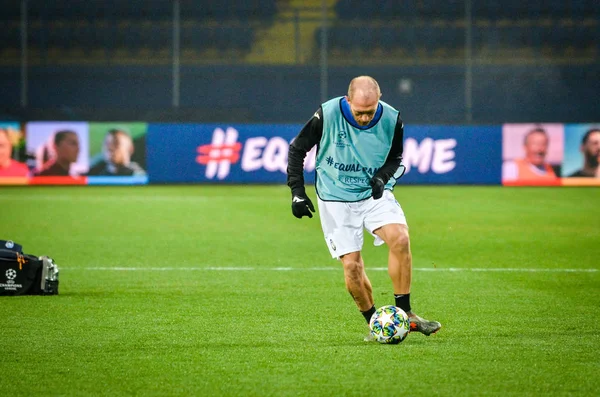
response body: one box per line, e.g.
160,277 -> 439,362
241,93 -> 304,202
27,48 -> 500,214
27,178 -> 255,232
291,191 -> 315,219
369,176 -> 385,200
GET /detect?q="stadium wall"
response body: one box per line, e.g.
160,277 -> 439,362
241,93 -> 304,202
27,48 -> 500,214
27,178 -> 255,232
1,122 -> 598,186
1,64 -> 599,124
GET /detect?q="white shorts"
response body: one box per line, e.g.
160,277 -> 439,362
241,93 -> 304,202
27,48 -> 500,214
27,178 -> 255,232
317,190 -> 407,259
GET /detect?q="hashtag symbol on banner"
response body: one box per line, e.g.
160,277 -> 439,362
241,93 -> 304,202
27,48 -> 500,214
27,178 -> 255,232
196,127 -> 242,180
326,156 -> 334,166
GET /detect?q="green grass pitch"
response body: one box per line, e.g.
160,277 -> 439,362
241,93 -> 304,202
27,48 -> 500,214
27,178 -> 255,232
0,185 -> 598,396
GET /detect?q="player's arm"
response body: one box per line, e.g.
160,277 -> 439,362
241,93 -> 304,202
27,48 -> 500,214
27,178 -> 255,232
375,114 -> 404,184
287,107 -> 323,196
287,107 -> 323,218
370,115 -> 404,199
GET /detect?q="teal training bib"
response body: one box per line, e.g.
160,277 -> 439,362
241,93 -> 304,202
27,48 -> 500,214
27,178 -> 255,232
316,97 -> 399,201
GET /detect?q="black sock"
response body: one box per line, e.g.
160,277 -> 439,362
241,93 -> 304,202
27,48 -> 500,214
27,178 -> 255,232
361,305 -> 376,324
394,294 -> 411,314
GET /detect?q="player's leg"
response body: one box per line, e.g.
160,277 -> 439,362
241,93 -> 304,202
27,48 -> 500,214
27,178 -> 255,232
361,257 -> 374,307
373,223 -> 441,335
340,251 -> 374,313
340,252 -> 379,342
373,223 -> 411,295
363,190 -> 411,297
317,198 -> 376,326
366,191 -> 441,336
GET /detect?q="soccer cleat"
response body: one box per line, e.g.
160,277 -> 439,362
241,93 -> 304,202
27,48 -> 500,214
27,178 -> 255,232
363,332 -> 377,342
408,313 -> 441,336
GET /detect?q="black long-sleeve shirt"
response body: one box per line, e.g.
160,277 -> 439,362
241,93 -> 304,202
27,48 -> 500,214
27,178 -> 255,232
287,106 -> 405,196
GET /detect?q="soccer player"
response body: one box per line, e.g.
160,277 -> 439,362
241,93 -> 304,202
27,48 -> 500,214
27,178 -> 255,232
569,128 -> 600,177
286,76 -> 441,339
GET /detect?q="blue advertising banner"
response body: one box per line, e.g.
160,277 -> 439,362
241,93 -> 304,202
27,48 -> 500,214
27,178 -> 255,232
147,123 -> 502,185
400,125 -> 502,184
147,123 -> 316,184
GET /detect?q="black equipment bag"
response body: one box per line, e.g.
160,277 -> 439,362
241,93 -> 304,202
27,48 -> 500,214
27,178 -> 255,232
0,240 -> 59,296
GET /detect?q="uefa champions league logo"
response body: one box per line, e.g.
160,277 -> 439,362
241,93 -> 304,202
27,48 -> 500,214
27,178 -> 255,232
6,268 -> 17,280
5,240 -> 14,249
336,130 -> 349,148
2,268 -> 22,289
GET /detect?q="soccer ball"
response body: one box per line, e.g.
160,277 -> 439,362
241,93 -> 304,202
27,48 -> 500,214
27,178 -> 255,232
369,305 -> 410,344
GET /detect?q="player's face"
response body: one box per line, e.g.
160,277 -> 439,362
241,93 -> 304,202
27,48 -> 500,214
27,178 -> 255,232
582,131 -> 600,167
348,95 -> 379,127
105,133 -> 132,165
0,131 -> 12,165
56,133 -> 80,163
524,132 -> 548,166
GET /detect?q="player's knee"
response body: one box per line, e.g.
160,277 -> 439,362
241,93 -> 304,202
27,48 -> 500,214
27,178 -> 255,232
388,229 -> 410,253
342,258 -> 363,279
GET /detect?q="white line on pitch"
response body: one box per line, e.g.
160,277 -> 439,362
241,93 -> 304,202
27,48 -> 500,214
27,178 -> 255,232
66,267 -> 598,273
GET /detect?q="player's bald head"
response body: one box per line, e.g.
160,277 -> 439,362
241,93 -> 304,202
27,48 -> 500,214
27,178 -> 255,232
346,76 -> 382,126
347,76 -> 381,102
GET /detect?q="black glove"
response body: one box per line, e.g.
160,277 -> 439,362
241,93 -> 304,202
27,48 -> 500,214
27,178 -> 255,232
291,192 -> 315,219
369,176 -> 385,200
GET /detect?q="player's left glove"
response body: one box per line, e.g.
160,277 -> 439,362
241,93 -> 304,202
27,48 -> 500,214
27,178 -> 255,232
369,176 -> 385,200
291,191 -> 315,219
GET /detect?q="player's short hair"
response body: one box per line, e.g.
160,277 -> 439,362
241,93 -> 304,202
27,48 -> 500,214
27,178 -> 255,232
581,128 -> 600,145
53,130 -> 77,146
523,127 -> 548,145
